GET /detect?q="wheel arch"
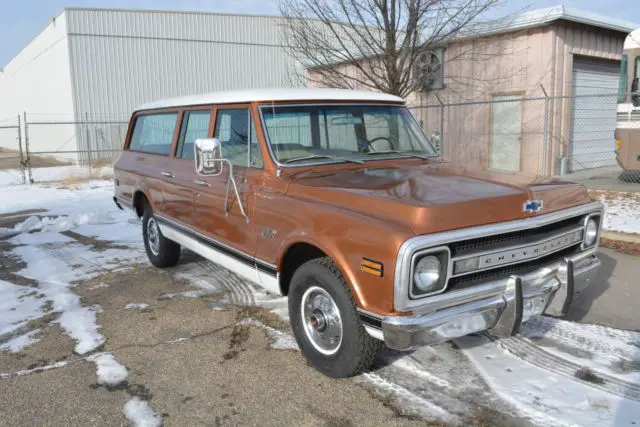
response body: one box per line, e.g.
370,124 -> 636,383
132,189 -> 152,217
277,237 -> 364,308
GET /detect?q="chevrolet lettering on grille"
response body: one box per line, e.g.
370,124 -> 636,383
456,229 -> 583,274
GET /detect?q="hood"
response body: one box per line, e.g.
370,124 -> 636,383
286,162 -> 592,235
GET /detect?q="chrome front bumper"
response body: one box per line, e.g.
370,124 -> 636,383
381,251 -> 601,351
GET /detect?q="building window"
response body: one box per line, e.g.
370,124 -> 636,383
129,113 -> 178,155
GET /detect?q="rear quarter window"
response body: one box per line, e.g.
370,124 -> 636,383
129,113 -> 179,155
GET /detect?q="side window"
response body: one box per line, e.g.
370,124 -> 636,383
129,113 -> 178,155
214,108 -> 263,168
177,110 -> 211,159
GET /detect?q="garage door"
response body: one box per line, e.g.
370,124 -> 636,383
569,56 -> 620,171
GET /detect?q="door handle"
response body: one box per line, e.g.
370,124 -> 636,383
161,171 -> 174,178
193,179 -> 210,187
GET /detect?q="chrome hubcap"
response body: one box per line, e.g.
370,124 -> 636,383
301,286 -> 343,355
147,217 -> 160,255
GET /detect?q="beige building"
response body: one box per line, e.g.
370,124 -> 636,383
312,6 -> 638,176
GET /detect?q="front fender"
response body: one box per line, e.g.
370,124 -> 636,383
272,199 -> 414,316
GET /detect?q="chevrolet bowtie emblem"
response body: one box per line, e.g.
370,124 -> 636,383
523,200 -> 544,213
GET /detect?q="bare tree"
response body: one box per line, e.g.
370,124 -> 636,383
279,0 -> 507,98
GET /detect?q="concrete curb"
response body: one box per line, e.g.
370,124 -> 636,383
601,230 -> 640,244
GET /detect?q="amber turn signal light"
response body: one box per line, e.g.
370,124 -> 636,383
616,139 -> 623,151
361,258 -> 383,277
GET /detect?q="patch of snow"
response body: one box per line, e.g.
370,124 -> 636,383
14,215 -> 42,232
0,166 -> 113,187
11,245 -> 106,354
87,353 -> 128,386
593,191 -> 640,234
158,289 -> 220,299
123,397 -> 163,427
519,316 -> 640,384
88,283 -> 110,290
173,271 -> 221,292
0,280 -> 46,338
125,303 -> 150,310
1,361 -> 70,378
389,356 -> 453,389
357,372 -> 458,424
0,329 -> 41,352
459,334 -> 640,427
0,226 -> 18,238
11,230 -> 75,245
253,291 -> 289,321
207,295 -> 232,310
240,319 -> 298,350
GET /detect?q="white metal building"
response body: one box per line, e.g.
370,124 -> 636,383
0,8 -> 299,161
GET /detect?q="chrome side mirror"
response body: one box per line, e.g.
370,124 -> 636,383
194,138 -> 223,176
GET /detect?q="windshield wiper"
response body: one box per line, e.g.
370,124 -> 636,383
365,150 -> 435,160
283,154 -> 364,164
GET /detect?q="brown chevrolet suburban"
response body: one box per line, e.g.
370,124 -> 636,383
114,88 -> 603,378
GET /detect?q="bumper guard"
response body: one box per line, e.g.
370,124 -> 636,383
381,251 -> 600,351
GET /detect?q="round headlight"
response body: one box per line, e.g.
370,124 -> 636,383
584,218 -> 598,246
413,255 -> 442,293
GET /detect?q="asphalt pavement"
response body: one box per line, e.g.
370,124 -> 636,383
567,247 -> 640,331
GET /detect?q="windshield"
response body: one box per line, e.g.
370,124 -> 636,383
260,104 -> 438,165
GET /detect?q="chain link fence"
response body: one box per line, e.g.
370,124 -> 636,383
410,92 -> 640,188
0,113 -> 127,185
0,96 -> 638,188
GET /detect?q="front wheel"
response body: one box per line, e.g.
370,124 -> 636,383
289,257 -> 381,378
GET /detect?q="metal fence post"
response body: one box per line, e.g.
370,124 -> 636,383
23,111 -> 33,184
435,94 -> 445,157
85,112 -> 92,176
540,84 -> 550,176
16,114 -> 25,184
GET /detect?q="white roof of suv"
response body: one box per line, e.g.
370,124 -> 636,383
137,88 -> 405,110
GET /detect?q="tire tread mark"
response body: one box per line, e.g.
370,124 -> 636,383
499,336 -> 640,401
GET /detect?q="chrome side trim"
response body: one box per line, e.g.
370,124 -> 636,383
154,213 -> 277,272
394,202 -> 604,312
158,222 -> 281,296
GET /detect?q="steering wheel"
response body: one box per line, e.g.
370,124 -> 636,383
362,136 -> 397,152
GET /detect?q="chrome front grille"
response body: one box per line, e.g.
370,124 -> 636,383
447,245 -> 580,291
445,214 -> 593,290
449,215 -> 585,258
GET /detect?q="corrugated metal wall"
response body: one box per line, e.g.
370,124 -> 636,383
0,12 -> 79,160
65,9 -> 299,124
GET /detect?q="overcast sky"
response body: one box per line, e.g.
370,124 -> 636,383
1,0 -> 638,67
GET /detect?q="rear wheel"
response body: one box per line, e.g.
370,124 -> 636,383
142,204 -> 181,268
289,257 -> 381,378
